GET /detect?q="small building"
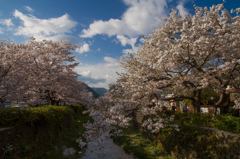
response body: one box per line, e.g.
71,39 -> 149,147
4,102 -> 11,107
168,99 -> 184,112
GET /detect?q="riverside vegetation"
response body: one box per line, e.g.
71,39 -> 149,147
113,111 -> 240,159
1,105 -> 239,159
0,105 -> 93,159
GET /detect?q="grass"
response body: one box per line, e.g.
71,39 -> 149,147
113,112 -> 240,159
112,124 -> 171,159
38,109 -> 93,159
212,114 -> 240,134
0,105 -> 93,159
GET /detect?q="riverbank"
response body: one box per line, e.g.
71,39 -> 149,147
0,105 -> 93,159
113,112 -> 240,159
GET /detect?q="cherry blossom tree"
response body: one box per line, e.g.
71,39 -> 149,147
0,38 -> 92,106
77,3 -> 240,150
23,38 -> 95,106
21,38 -> 77,105
78,3 -> 240,146
119,3 -> 240,113
0,39 -> 31,103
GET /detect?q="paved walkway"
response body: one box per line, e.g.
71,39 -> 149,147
82,132 -> 135,159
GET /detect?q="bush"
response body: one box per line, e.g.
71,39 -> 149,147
212,114 -> 240,134
0,106 -> 74,128
116,112 -> 240,159
113,124 -> 168,159
0,105 -> 92,159
152,113 -> 240,158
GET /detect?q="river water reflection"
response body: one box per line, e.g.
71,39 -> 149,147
82,132 -> 135,159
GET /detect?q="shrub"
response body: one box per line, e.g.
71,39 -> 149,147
0,105 -> 92,159
152,113 -> 240,158
0,106 -> 74,128
212,114 -> 240,134
117,112 -> 240,158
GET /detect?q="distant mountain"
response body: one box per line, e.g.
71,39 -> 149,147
92,87 -> 107,96
84,84 -> 100,98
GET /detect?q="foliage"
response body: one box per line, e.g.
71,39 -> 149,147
2,144 -> 13,156
200,85 -> 220,105
114,112 -> 240,159
20,143 -> 31,154
113,125 -> 170,159
0,105 -> 93,159
212,114 -> 240,134
0,105 -> 74,127
67,104 -> 86,114
144,112 -> 240,158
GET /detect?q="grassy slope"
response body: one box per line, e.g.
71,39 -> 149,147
0,105 -> 93,159
113,112 -> 240,159
112,124 -> 171,159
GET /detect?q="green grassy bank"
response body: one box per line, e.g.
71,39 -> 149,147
0,105 -> 93,159
113,112 -> 240,159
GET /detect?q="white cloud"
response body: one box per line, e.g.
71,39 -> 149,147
75,57 -> 123,89
13,10 -> 77,41
25,34 -> 80,43
80,0 -> 168,38
80,19 -> 125,38
0,27 -> 3,34
79,0 -> 190,54
104,57 -> 117,63
116,35 -> 137,47
116,35 -> 139,54
176,3 -> 190,17
80,0 -> 171,55
0,19 -> 14,27
24,6 -> 34,13
122,46 -> 139,54
75,43 -> 90,54
81,70 -> 91,77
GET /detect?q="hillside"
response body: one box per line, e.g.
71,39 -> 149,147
92,87 -> 107,96
84,84 -> 100,98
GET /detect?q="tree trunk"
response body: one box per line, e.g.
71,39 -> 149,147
214,91 -> 230,115
193,100 -> 201,113
0,98 -> 5,103
193,89 -> 202,113
50,99 -> 58,105
215,91 -> 227,106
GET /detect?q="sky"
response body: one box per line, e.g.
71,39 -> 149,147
0,0 -> 239,89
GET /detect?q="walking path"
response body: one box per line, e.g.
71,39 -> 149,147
82,132 -> 135,159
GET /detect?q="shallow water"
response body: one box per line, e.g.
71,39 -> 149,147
82,133 -> 135,159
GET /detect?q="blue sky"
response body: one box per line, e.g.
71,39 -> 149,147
0,0 -> 239,89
